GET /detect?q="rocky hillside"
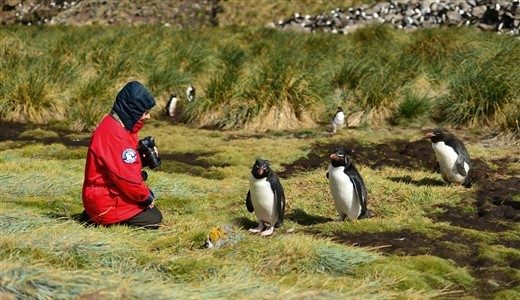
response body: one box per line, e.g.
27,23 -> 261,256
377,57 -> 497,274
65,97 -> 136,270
1,0 -> 518,36
0,0 -> 220,27
273,0 -> 520,35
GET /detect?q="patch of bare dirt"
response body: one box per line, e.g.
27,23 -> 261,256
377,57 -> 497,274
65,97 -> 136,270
0,0 -> 220,27
429,204 -> 513,232
279,139 -> 437,178
313,228 -> 519,297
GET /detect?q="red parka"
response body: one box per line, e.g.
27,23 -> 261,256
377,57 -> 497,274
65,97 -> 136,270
82,115 -> 152,224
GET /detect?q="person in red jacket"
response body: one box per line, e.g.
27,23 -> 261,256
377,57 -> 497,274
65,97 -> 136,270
81,81 -> 163,228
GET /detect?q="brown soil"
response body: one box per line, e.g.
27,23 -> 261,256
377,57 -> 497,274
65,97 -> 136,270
278,139 -> 438,178
309,228 -> 519,297
429,204 -> 514,232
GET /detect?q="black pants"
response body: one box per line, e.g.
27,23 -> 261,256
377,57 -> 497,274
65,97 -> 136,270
80,207 -> 163,229
121,206 -> 163,229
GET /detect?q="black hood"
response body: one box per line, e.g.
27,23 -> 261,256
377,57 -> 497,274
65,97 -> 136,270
112,81 -> 155,131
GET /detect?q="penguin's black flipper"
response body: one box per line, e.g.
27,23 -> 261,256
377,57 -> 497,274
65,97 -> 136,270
351,177 -> 368,218
455,156 -> 468,177
246,190 -> 254,213
326,172 -> 329,179
274,189 -> 285,227
445,135 -> 471,176
344,165 -> 368,218
269,174 -> 285,228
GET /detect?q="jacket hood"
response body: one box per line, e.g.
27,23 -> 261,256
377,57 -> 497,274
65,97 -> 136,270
112,81 -> 155,131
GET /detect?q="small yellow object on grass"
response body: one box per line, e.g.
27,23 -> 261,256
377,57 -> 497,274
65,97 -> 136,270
204,225 -> 242,249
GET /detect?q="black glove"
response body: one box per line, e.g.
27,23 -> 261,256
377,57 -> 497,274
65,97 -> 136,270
142,189 -> 155,207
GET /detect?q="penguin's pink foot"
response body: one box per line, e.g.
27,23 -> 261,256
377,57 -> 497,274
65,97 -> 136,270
260,226 -> 274,236
249,223 -> 264,233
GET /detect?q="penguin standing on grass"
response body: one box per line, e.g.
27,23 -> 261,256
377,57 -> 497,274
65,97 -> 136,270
165,93 -> 178,119
327,146 -> 369,220
332,107 -> 345,133
246,159 -> 285,236
425,128 -> 472,188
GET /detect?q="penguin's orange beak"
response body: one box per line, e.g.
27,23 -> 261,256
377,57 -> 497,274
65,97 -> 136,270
424,132 -> 435,139
330,153 -> 344,161
256,166 -> 266,175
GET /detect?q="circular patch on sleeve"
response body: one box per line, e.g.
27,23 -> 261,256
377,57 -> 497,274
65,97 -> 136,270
122,149 -> 137,164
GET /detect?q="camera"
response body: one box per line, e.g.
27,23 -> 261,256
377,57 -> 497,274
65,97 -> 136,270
138,136 -> 161,169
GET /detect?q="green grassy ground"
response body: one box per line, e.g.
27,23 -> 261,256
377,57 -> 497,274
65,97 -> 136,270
1,122 -> 518,299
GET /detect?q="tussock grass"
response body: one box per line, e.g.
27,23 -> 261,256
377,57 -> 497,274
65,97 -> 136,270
1,25 -> 518,132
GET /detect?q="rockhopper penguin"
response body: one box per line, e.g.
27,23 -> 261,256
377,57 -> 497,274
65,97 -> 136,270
425,128 -> 472,188
186,85 -> 196,102
327,146 -> 369,220
165,93 -> 178,119
332,107 -> 345,133
246,159 -> 286,236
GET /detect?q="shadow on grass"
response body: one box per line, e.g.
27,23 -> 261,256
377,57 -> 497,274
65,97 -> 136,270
233,216 -> 257,230
388,176 -> 446,187
286,208 -> 333,226
46,211 -> 100,228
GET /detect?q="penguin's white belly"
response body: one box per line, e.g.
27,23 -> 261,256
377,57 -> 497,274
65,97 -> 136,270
249,176 -> 278,225
332,113 -> 345,130
432,142 -> 469,183
328,165 -> 361,220
168,100 -> 177,116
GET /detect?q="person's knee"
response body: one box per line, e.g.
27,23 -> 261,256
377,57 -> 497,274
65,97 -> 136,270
152,207 -> 163,224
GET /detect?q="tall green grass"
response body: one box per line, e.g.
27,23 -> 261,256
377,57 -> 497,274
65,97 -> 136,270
0,25 -> 519,132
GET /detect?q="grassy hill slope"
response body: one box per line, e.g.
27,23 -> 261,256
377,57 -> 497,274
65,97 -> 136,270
1,25 -> 519,133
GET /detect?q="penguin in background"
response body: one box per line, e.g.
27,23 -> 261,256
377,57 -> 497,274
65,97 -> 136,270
186,85 -> 196,102
331,107 -> 345,133
165,93 -> 178,120
326,146 -> 369,220
425,128 -> 472,188
246,159 -> 286,236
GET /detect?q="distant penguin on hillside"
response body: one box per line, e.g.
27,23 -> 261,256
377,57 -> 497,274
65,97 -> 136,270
165,93 -> 178,119
425,128 -> 472,188
332,107 -> 345,133
186,85 -> 196,102
326,146 -> 369,220
246,159 -> 286,236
